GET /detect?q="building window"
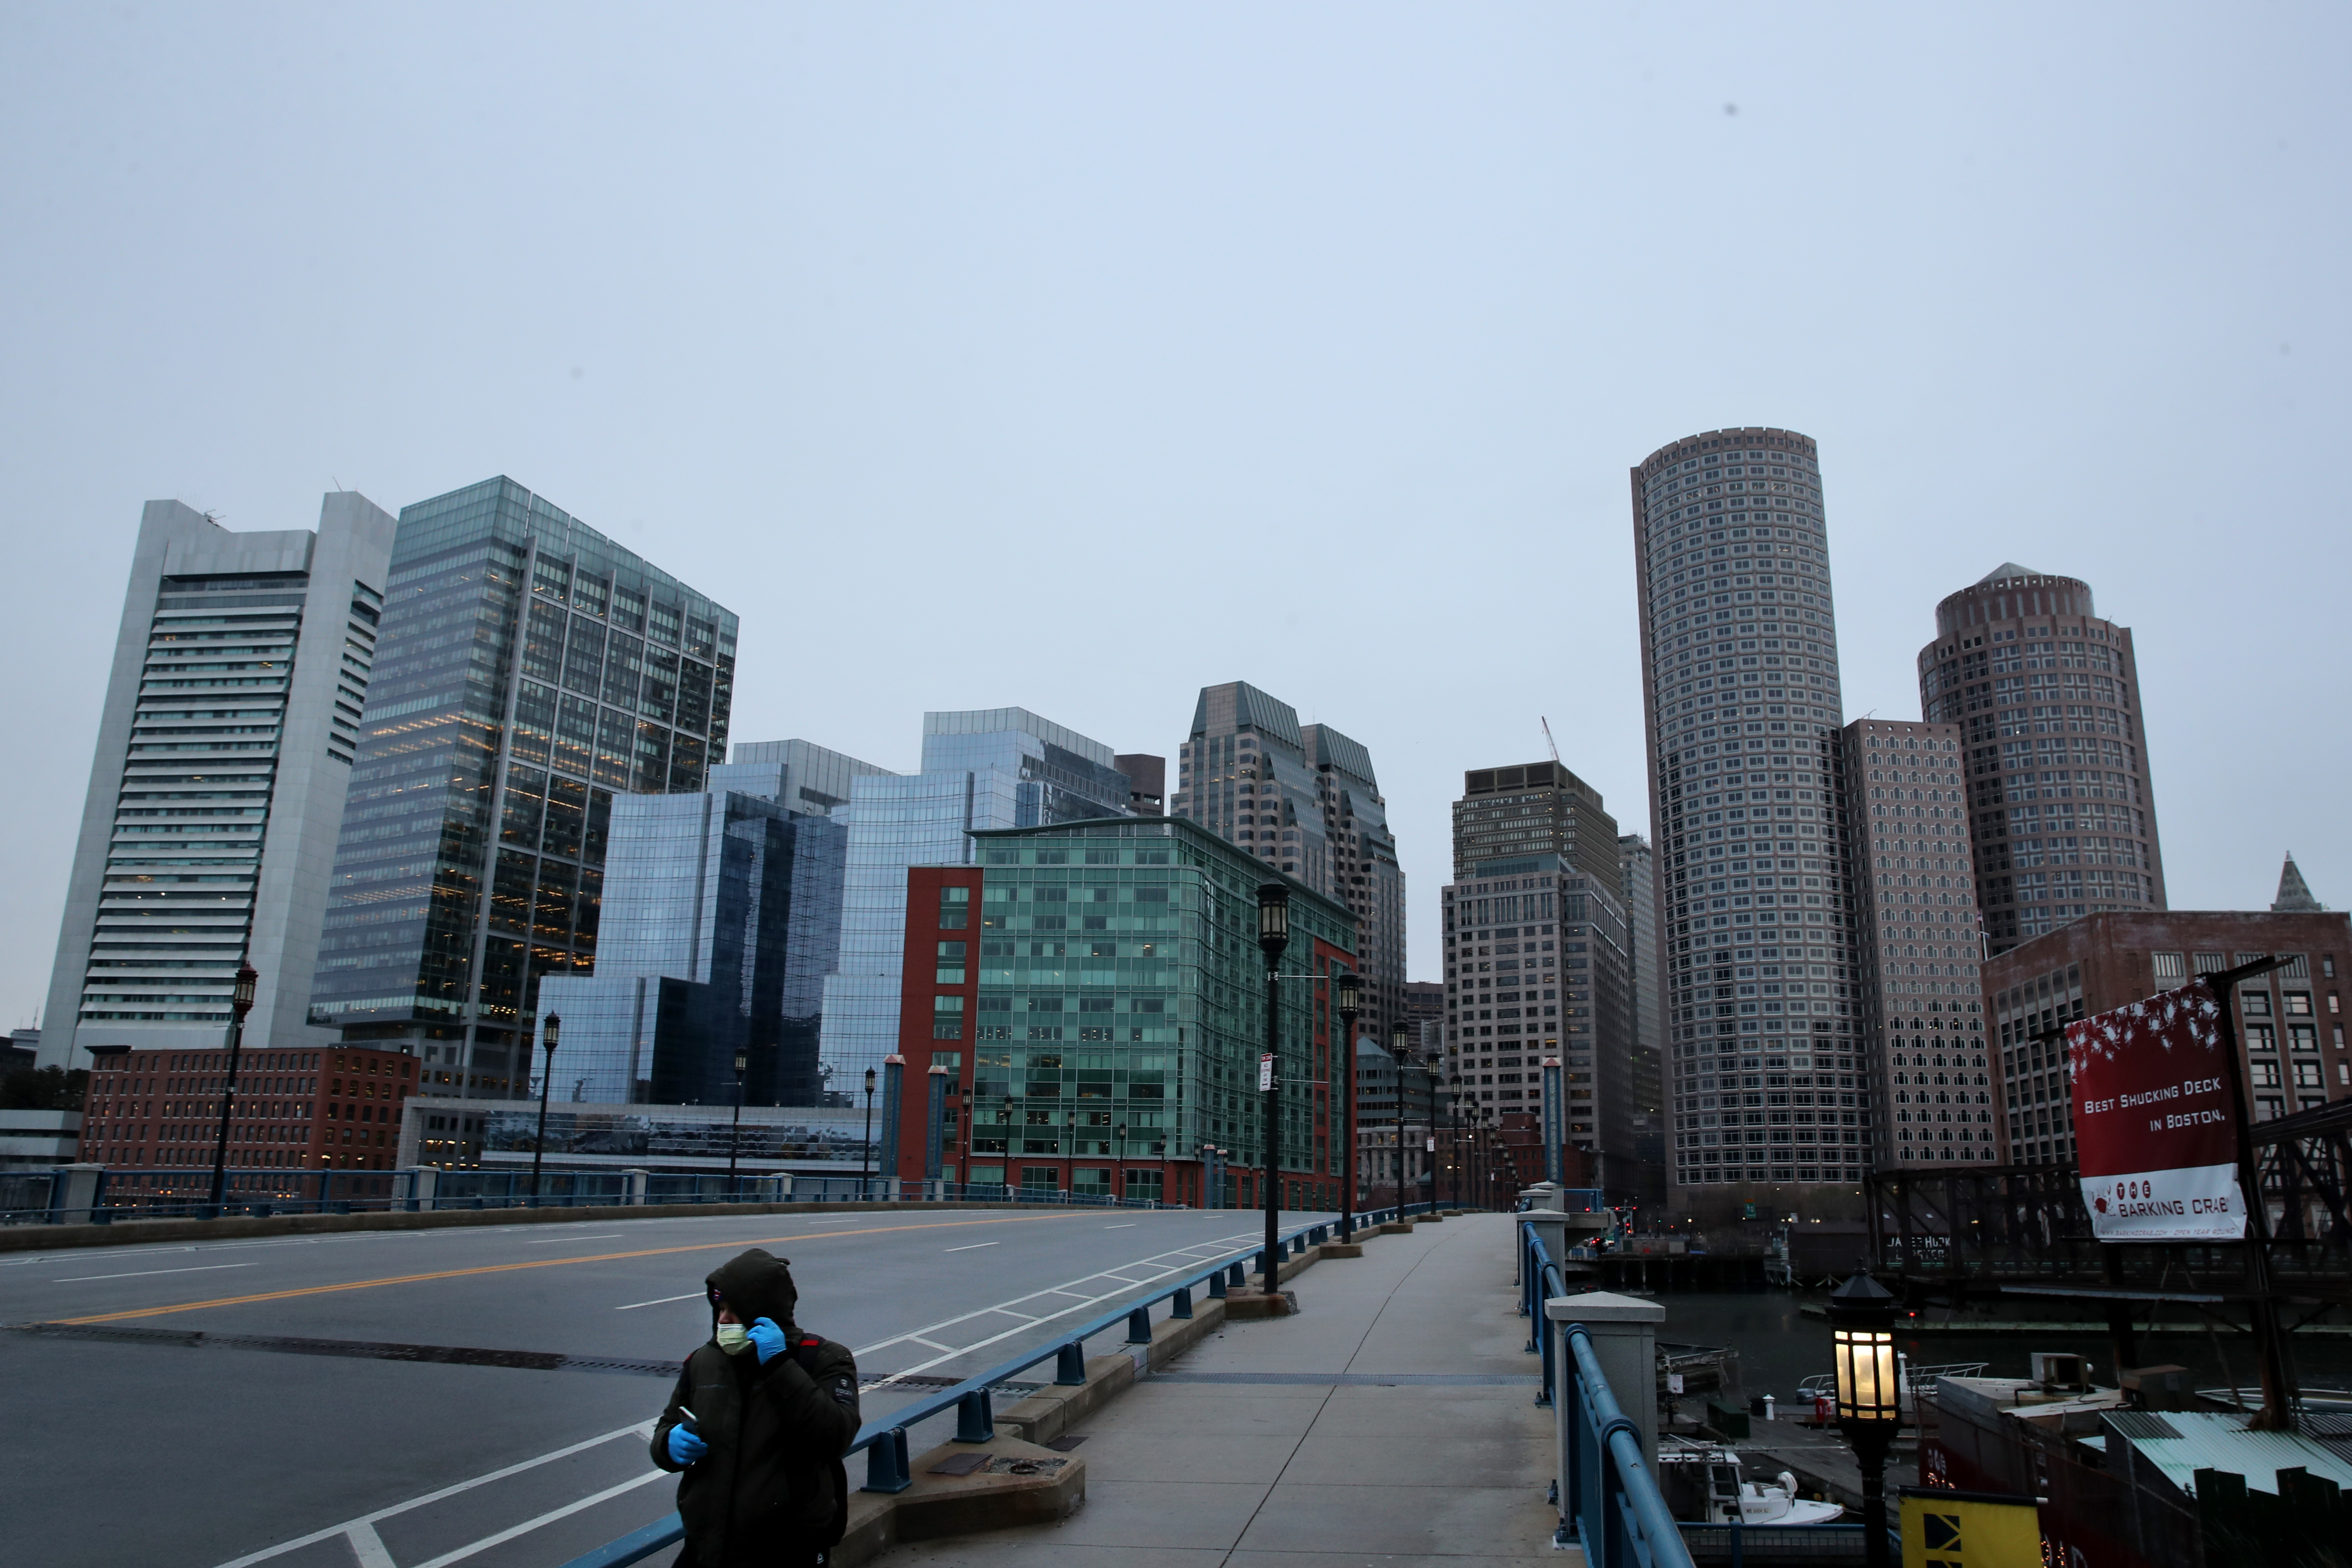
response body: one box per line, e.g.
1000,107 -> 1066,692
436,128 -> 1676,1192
939,886 -> 970,929
2151,951 -> 2185,983
936,942 -> 967,983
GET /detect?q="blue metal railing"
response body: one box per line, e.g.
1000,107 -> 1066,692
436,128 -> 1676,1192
1524,1219 -> 1694,1568
555,1212 -> 1385,1568
557,1202 -> 1470,1568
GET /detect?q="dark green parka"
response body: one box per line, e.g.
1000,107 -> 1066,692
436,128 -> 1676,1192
650,1249 -> 862,1567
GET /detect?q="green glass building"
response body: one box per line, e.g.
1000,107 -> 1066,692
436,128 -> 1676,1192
306,478 -> 736,1100
939,816 -> 1355,1208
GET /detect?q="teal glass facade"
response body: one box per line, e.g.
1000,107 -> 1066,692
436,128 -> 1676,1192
955,817 -> 1355,1201
306,477 -> 736,1098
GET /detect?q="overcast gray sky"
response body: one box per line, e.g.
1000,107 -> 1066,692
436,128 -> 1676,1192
4,4 -> 2345,1028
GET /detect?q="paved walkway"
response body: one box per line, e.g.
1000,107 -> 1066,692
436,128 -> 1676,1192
886,1211 -> 1571,1568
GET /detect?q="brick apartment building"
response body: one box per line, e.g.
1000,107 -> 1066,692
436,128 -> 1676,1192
1985,900 -> 2351,1165
79,1042 -> 424,1188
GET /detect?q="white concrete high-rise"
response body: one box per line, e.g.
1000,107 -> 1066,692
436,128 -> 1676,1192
40,494 -> 398,1069
1629,427 -> 1871,1212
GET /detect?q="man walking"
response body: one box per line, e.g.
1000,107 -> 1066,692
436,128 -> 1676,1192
652,1248 -> 862,1567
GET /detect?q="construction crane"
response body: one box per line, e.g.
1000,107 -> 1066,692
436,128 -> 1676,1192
1541,717 -> 1560,765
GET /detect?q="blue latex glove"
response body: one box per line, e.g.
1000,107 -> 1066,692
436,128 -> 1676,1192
748,1316 -> 789,1365
667,1423 -> 708,1465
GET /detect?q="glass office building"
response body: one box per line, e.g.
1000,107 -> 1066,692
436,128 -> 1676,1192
817,709 -> 1134,1104
307,477 -> 736,1100
533,739 -> 886,1110
533,792 -> 841,1107
897,817 -> 1357,1209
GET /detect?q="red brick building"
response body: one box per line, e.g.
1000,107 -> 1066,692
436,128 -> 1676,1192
1984,907 -> 2351,1165
80,1042 -> 424,1188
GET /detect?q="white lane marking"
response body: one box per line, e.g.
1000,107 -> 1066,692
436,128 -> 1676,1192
1104,1223 -> 1137,1229
406,1468 -> 669,1568
852,1226 -> 1265,1390
943,1242 -> 998,1252
523,1233 -> 624,1245
53,1262 -> 256,1283
347,1522 -> 396,1568
616,1291 -> 704,1311
207,1421 -> 653,1567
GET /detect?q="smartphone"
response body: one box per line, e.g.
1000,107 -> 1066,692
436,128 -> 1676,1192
676,1406 -> 700,1433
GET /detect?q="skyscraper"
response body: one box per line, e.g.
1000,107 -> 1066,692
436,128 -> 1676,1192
306,477 -> 736,1100
1441,763 -> 1642,1199
1630,426 -> 1866,1210
1168,682 -> 1407,1046
1918,566 -> 2166,954
817,709 -> 1134,1105
40,493 -> 397,1070
1618,832 -> 1667,1211
1453,763 -> 1622,891
1844,717 -> 1993,1167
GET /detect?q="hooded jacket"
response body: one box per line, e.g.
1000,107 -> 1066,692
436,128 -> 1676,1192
650,1248 -> 861,1566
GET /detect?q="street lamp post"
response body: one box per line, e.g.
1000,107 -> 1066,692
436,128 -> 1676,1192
727,1046 -> 748,1199
1256,883 -> 1289,1294
1446,1074 -> 1462,1210
529,1013 -> 560,1206
861,1067 -> 877,1198
1829,1268 -> 1902,1568
205,963 -> 259,1213
1336,971 -> 1360,1242
1390,1020 -> 1410,1216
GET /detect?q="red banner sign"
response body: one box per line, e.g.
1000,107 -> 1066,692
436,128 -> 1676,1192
2065,979 -> 2246,1242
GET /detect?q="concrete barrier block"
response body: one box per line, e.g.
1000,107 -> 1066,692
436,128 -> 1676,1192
1319,1242 -> 1364,1259
1374,1221 -> 1413,1236
1141,1295 -> 1226,1370
1223,1289 -> 1298,1320
832,1489 -> 901,1567
998,1353 -> 1135,1447
842,1437 -> 1084,1558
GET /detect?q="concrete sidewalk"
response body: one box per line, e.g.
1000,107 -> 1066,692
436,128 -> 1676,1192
884,1211 -> 1572,1568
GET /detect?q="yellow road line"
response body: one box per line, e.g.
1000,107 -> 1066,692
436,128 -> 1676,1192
48,1212 -> 1084,1325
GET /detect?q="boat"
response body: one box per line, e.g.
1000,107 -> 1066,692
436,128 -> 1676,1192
1656,1438 -> 1846,1526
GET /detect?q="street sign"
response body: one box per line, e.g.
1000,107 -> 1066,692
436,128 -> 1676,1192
1259,1053 -> 1274,1092
2068,978 -> 2246,1242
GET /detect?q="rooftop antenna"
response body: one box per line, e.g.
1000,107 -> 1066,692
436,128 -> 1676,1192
1541,717 -> 1560,765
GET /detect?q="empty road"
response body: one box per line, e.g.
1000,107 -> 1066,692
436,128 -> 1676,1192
2,1206 -> 1326,1567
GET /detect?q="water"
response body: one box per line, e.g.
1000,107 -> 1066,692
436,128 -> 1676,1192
1644,1290 -> 2352,1405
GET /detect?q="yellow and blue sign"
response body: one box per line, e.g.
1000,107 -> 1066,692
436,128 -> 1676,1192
1900,1487 -> 2042,1568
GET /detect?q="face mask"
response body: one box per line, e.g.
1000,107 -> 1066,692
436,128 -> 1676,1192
715,1322 -> 752,1356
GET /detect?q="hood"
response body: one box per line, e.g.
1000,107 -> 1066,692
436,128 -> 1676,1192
704,1247 -> 798,1335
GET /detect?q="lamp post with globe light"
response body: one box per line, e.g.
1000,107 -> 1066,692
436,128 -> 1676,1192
529,1013 -> 561,1205
1829,1268 -> 1902,1568
205,963 -> 260,1213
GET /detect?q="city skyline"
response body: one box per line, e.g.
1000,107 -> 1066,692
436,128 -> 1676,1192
6,11 -> 2347,1035
9,474 -> 2332,1044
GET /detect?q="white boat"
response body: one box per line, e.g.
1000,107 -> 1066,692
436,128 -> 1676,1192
1656,1439 -> 1846,1527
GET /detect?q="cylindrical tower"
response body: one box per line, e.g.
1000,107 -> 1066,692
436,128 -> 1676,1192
1917,565 -> 2166,955
1628,426 -> 1867,1211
